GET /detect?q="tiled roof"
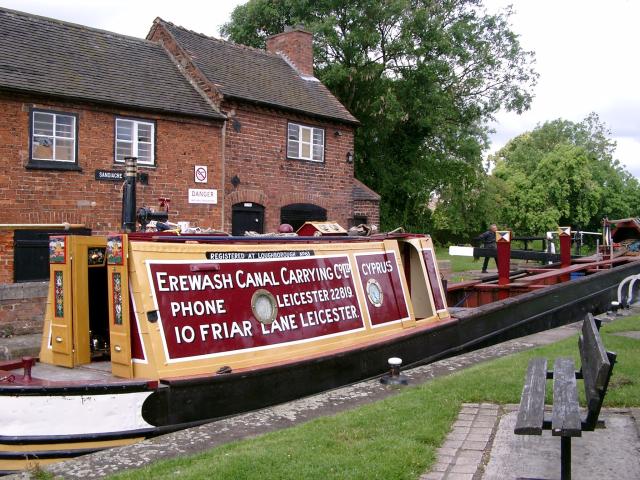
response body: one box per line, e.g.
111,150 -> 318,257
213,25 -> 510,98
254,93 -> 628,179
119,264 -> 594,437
157,20 -> 359,125
0,7 -> 223,120
353,179 -> 381,201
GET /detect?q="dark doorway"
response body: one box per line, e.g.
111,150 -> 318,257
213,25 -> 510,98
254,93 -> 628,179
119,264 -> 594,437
88,264 -> 110,359
280,203 -> 327,231
232,203 -> 265,236
351,214 -> 368,227
13,228 -> 91,282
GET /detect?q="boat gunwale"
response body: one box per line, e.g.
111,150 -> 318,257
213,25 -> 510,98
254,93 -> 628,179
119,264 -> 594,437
0,379 -> 156,395
0,417 -> 211,444
128,232 -> 427,244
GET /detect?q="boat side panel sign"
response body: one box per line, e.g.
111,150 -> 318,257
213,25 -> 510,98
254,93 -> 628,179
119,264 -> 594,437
147,256 -> 364,361
422,249 -> 447,312
355,252 -> 410,327
129,297 -> 146,362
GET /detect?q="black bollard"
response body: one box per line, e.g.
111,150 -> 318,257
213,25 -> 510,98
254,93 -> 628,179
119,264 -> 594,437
380,357 -> 409,385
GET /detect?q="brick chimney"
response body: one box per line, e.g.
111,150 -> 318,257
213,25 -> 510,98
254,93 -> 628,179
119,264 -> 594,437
266,26 -> 314,77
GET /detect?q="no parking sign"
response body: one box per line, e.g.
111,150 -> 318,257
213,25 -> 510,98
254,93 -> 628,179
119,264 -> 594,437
194,165 -> 208,183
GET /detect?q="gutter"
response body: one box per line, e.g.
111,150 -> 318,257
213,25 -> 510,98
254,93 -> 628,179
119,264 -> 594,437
0,87 -> 226,123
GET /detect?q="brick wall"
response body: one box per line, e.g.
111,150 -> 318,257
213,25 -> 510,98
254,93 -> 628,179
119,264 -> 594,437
266,29 -> 314,76
149,23 -> 363,234
0,231 -> 12,284
223,102 -> 355,232
0,94 -> 223,229
0,282 -> 48,336
353,199 -> 381,228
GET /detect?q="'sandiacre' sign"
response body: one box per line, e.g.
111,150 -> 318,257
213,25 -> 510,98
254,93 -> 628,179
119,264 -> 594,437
95,170 -> 149,185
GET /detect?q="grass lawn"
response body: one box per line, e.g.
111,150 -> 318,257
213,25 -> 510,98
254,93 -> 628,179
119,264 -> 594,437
435,247 -> 482,272
436,247 -> 556,283
109,317 -> 640,480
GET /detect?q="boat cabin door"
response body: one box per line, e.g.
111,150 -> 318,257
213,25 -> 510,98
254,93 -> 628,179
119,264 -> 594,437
106,234 -> 133,378
46,235 -> 133,377
47,236 -> 109,367
48,236 -> 75,368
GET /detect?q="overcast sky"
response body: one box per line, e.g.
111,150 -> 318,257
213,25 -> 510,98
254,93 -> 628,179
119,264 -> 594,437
2,0 -> 639,176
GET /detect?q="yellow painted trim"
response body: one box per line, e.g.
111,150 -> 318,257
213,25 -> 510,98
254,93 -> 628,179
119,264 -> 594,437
0,437 -> 143,452
39,235 -> 449,380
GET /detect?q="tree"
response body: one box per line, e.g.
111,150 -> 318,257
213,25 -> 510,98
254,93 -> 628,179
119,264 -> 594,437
489,113 -> 640,235
221,0 -> 537,235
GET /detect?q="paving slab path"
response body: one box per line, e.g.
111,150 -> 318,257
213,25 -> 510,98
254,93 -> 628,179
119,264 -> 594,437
420,404 -> 640,480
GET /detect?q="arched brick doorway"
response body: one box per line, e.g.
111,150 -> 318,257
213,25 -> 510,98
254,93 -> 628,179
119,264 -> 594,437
232,202 -> 265,236
280,203 -> 327,231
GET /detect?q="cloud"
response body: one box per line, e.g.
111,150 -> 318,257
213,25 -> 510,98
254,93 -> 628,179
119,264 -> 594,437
614,137 -> 640,176
483,0 -> 640,178
0,0 -> 245,37
598,101 -> 640,140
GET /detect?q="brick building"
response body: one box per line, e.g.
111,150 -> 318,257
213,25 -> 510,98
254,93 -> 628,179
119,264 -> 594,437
0,7 -> 379,285
147,19 -> 369,234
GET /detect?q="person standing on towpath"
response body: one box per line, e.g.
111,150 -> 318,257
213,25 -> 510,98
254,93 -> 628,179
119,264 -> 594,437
477,224 -> 498,273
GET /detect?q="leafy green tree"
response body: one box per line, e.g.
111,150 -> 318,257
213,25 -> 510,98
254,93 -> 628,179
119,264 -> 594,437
490,113 -> 640,235
221,0 -> 537,235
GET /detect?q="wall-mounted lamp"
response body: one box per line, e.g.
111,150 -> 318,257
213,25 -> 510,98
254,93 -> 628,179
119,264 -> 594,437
346,151 -> 354,164
334,130 -> 343,137
231,175 -> 241,188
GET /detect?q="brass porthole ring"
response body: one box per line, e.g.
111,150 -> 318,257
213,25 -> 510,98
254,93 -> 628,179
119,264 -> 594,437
251,289 -> 278,324
366,278 -> 384,308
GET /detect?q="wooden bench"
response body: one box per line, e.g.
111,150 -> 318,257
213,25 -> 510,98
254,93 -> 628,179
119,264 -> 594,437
514,315 -> 617,480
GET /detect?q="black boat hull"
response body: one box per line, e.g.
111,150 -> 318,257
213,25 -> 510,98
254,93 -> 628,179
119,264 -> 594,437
140,261 -> 640,426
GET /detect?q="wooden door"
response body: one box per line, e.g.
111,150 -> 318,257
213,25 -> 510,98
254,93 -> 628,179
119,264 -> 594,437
107,234 -> 133,378
48,237 -> 74,368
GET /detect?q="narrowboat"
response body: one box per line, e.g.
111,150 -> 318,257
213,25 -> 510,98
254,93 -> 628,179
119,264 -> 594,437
1,166 -> 639,474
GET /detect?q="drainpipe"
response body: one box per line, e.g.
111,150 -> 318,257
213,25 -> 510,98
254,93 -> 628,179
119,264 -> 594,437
220,119 -> 227,231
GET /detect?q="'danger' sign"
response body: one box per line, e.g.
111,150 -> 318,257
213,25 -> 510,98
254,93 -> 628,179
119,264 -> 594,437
148,255 -> 364,360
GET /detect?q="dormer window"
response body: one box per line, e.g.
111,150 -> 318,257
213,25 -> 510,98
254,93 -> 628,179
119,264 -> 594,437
287,122 -> 324,162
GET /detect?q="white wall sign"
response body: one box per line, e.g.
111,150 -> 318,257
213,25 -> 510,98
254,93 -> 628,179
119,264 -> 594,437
194,165 -> 208,183
188,189 -> 218,204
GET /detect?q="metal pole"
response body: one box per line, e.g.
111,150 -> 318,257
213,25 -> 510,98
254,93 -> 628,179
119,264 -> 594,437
496,230 -> 511,300
560,436 -> 571,480
121,156 -> 137,232
559,228 -> 572,268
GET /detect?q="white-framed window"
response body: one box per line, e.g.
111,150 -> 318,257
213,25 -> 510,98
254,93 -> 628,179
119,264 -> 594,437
115,118 -> 155,166
287,122 -> 324,162
31,111 -> 77,163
